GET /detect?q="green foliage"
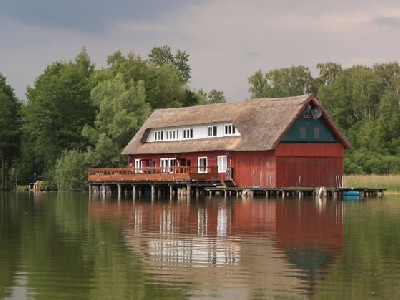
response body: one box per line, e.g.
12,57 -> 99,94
55,150 -> 88,190
248,65 -> 314,98
148,45 -> 191,84
83,76 -> 151,167
23,48 -> 95,174
198,89 -> 226,104
0,74 -> 22,189
318,66 -> 384,131
316,63 -> 400,174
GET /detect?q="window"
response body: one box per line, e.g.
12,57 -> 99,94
224,124 -> 236,135
183,128 -> 193,139
198,157 -> 208,173
299,127 -> 306,139
166,130 -> 178,140
208,126 -> 217,137
134,159 -> 144,173
313,127 -> 320,139
154,130 -> 164,141
217,155 -> 227,173
160,158 -> 176,173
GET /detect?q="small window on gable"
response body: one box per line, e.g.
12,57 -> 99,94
299,127 -> 306,139
313,127 -> 320,139
224,124 -> 236,135
208,126 -> 217,137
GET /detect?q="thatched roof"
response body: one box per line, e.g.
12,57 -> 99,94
122,95 -> 350,155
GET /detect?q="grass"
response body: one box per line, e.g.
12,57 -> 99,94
344,174 -> 400,192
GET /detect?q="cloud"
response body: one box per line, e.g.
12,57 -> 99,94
2,0 -> 400,102
371,16 -> 400,29
0,0 -> 197,33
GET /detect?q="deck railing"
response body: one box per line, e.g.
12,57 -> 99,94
88,166 -> 218,183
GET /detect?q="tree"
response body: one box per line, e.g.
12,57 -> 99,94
82,77 -> 151,167
55,150 -> 88,191
316,62 -> 343,86
317,66 -> 384,131
103,50 -> 199,109
196,89 -> 226,104
248,66 -> 314,98
148,45 -> 191,84
23,48 -> 96,175
0,74 -> 21,189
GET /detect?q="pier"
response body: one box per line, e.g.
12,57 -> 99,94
203,186 -> 386,199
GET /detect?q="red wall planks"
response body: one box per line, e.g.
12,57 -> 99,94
232,151 -> 276,187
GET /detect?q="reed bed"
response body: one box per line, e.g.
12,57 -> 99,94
344,174 -> 400,192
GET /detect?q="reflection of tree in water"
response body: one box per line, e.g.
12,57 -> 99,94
286,247 -> 336,293
0,192 -> 30,299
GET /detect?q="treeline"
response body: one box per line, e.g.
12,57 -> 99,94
0,46 -> 225,190
1,48 -> 399,190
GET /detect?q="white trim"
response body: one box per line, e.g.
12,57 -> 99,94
198,156 -> 208,173
160,158 -> 176,173
217,155 -> 227,173
134,159 -> 143,173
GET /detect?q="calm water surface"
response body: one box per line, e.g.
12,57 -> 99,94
1,192 -> 400,299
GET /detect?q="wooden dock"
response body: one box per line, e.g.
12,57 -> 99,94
203,186 -> 386,199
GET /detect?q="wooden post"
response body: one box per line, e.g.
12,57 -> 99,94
298,190 -> 303,199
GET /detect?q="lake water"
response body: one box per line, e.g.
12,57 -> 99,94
1,192 -> 400,299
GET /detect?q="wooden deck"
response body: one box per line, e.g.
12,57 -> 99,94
204,186 -> 386,199
88,166 -> 218,184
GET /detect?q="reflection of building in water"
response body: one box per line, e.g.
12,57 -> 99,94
89,198 -> 344,298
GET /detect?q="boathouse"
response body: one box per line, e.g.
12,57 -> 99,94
117,95 -> 350,189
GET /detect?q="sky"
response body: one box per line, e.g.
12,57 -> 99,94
1,0 -> 400,102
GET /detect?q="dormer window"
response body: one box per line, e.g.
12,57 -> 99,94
166,130 -> 178,140
208,126 -> 217,137
224,124 -> 236,135
183,128 -> 193,139
154,131 -> 164,141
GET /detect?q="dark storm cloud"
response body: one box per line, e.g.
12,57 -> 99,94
0,0 -> 192,33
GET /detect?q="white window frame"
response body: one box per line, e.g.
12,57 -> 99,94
154,130 -> 164,141
134,159 -> 144,173
160,158 -> 176,173
165,130 -> 178,140
207,126 -> 217,137
224,124 -> 236,136
183,128 -> 193,139
217,155 -> 227,173
198,157 -> 208,173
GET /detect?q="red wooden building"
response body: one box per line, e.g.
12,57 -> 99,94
121,95 -> 350,188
